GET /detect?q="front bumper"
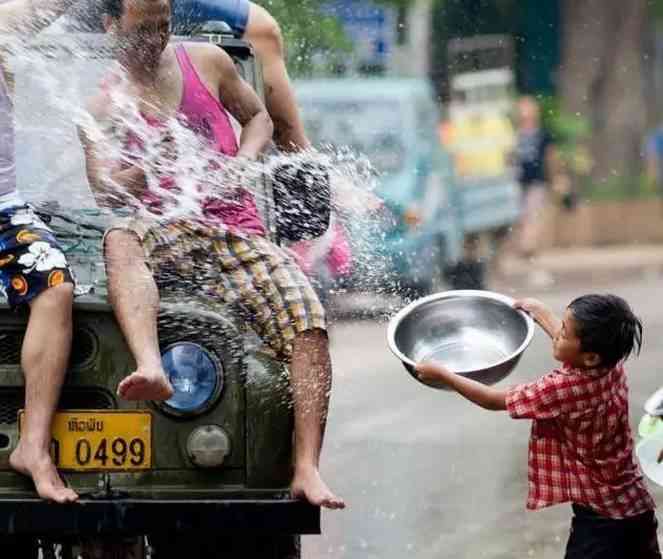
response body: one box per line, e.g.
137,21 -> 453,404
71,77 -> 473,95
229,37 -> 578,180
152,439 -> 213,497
0,498 -> 320,536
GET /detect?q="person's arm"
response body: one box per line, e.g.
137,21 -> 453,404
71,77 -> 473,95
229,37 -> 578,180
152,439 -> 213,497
211,46 -> 273,159
646,155 -> 659,185
418,362 -> 568,423
514,298 -> 560,340
415,362 -> 508,411
79,127 -> 147,208
78,92 -> 147,208
545,142 -> 563,188
0,0 -> 82,35
544,142 -> 562,181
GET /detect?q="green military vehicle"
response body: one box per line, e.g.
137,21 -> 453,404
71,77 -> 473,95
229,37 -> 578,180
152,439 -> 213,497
0,24 -> 319,559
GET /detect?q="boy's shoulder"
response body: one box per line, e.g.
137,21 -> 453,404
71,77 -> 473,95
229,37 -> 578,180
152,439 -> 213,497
556,364 -> 628,411
554,363 -> 626,383
531,365 -> 627,410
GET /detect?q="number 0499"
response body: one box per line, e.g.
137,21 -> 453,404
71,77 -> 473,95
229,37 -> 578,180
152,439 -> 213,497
19,410 -> 153,472
74,437 -> 146,467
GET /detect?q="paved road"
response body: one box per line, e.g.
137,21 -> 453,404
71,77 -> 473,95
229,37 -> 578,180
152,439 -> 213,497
303,277 -> 663,559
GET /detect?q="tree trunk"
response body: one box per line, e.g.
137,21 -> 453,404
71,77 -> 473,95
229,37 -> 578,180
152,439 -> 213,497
559,0 -> 649,186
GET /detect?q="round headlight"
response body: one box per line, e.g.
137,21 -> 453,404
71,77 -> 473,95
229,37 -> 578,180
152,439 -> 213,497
159,343 -> 223,417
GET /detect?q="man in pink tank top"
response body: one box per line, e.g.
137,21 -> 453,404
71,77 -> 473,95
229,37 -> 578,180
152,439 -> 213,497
73,0 -> 311,151
81,0 -> 345,510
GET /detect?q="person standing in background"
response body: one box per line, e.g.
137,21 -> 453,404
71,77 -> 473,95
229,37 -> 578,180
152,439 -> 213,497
513,96 -> 561,287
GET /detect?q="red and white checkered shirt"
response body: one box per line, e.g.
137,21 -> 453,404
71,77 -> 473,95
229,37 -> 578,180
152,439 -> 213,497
506,364 -> 655,519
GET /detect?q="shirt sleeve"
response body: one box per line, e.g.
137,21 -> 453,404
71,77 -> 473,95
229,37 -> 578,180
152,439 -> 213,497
506,371 -> 566,420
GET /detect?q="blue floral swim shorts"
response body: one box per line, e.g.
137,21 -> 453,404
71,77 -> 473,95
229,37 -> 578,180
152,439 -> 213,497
0,205 -> 74,309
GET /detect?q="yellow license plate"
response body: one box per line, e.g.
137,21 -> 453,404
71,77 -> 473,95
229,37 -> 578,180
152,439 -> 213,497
19,410 -> 152,472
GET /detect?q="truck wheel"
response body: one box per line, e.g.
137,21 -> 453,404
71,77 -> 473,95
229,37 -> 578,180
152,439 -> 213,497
149,533 -> 300,559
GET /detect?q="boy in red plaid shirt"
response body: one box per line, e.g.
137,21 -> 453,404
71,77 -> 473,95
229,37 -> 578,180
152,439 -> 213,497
417,294 -> 660,558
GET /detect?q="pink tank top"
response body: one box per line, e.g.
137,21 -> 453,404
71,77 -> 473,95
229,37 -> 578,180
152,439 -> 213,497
130,44 -> 266,236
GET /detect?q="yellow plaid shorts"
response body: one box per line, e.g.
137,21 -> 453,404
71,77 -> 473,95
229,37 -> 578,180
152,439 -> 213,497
138,221 -> 327,362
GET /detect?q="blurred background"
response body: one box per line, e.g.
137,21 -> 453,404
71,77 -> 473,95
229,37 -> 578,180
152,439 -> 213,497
269,0 -> 663,301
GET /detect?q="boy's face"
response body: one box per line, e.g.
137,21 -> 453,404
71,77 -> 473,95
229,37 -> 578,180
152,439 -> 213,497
553,309 -> 601,369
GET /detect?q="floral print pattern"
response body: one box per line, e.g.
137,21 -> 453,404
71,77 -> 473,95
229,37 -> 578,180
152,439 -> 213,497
17,241 -> 67,273
47,270 -> 66,288
10,275 -> 28,296
0,205 -> 73,308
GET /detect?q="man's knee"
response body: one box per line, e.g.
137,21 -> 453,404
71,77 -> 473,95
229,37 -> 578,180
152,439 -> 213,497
30,282 -> 74,315
104,229 -> 145,267
294,327 -> 328,348
247,3 -> 285,57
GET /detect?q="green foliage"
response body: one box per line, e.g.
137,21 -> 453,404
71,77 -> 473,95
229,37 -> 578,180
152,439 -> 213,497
536,95 -> 592,176
537,95 -> 659,201
652,0 -> 663,21
254,0 -> 352,75
373,0 -> 415,8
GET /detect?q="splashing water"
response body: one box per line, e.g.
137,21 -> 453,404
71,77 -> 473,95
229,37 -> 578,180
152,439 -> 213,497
8,26 -> 402,325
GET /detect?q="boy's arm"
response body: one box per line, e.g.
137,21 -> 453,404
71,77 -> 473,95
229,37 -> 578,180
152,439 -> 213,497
514,298 -> 560,339
416,363 -> 508,411
0,0 -> 82,35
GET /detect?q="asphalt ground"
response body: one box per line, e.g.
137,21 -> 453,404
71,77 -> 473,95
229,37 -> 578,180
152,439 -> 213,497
304,276 -> 663,559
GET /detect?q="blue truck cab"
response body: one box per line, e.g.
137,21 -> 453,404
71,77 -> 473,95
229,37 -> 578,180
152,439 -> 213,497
295,78 -> 463,296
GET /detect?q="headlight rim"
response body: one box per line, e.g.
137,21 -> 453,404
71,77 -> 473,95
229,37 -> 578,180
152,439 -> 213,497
154,341 -> 225,418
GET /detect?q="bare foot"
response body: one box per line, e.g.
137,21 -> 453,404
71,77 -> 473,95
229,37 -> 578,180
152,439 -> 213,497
117,366 -> 174,401
291,467 -> 345,510
10,443 -> 78,503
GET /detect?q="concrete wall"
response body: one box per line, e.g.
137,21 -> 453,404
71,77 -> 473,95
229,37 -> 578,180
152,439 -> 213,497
542,199 -> 663,247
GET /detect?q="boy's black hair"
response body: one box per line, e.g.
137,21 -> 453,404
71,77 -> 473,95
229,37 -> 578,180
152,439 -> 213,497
568,294 -> 643,368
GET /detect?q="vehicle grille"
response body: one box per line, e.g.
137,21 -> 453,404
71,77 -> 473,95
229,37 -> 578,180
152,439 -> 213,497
0,328 -> 97,368
0,388 -> 115,425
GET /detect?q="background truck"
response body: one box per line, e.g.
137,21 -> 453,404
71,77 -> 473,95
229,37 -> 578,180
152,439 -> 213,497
440,34 -> 521,289
295,77 -> 463,300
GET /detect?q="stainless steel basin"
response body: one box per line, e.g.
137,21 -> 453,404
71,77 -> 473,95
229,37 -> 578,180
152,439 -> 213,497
387,290 -> 535,388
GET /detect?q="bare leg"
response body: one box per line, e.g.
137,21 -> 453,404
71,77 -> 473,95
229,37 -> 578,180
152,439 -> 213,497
9,283 -> 78,503
104,230 -> 173,401
289,329 -> 345,510
245,3 -> 311,151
